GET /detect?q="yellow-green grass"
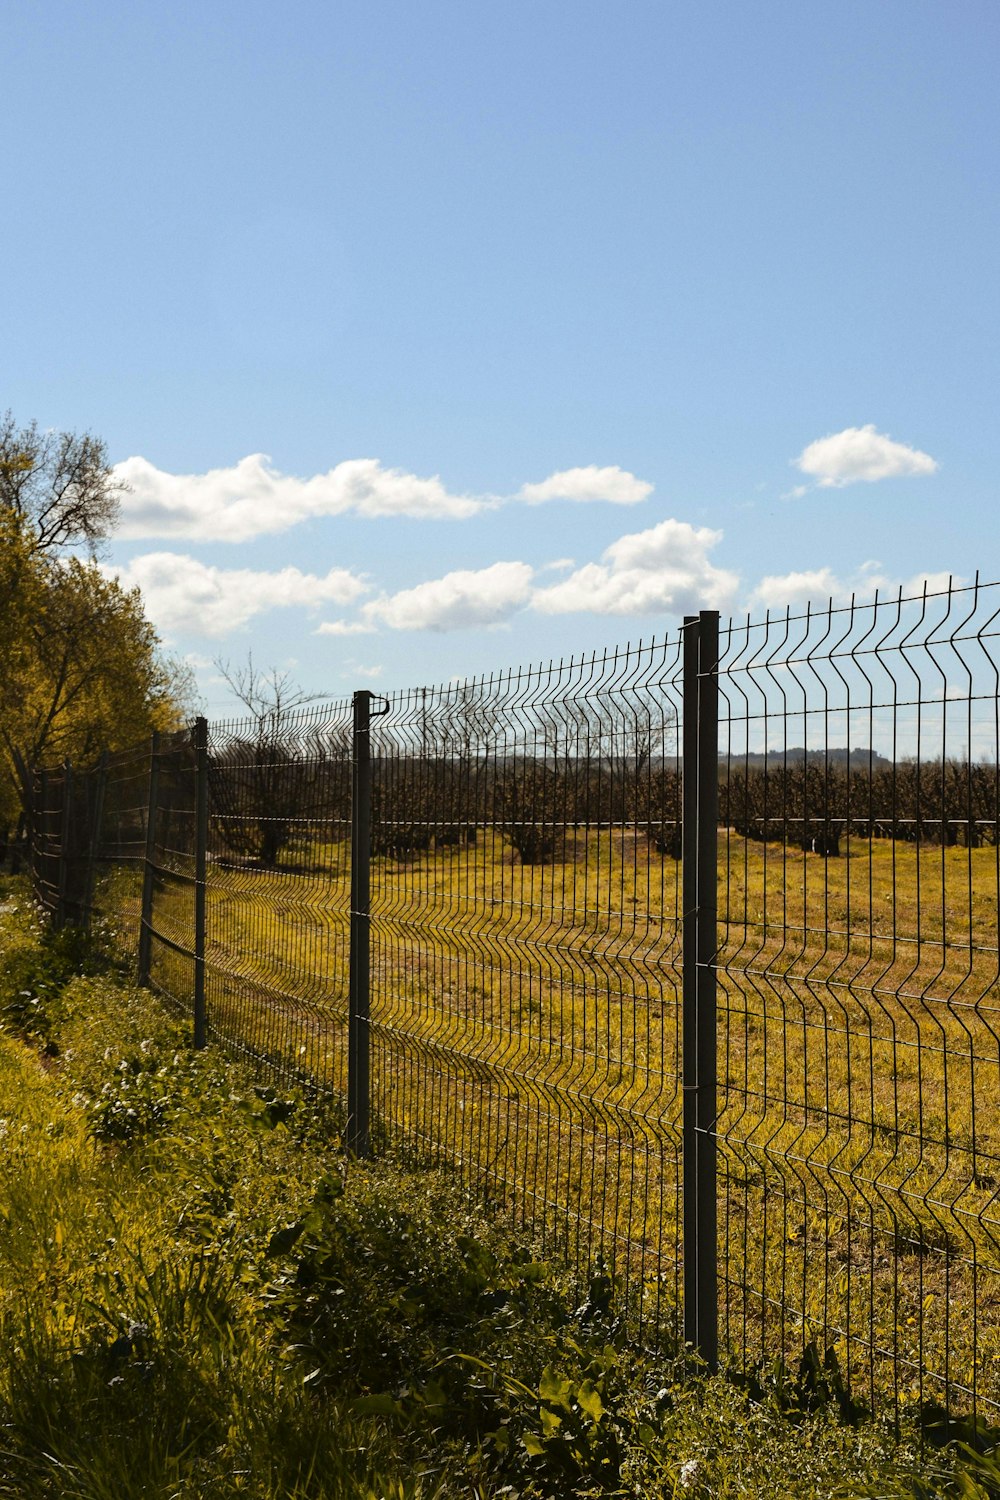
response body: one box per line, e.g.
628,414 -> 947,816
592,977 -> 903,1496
1,883 -> 969,1500
130,828 -> 1000,1415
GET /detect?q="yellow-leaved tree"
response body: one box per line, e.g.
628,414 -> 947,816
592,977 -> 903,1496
0,412 -> 191,853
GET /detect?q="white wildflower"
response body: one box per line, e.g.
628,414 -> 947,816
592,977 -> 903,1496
678,1459 -> 700,1491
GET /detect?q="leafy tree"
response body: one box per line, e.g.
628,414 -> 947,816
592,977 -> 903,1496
14,559 -> 184,767
0,416 -> 189,855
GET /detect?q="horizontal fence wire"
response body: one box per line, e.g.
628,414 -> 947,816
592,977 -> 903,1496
25,576 -> 1000,1423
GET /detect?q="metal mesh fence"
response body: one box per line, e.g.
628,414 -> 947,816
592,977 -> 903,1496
140,728 -> 200,1021
713,583 -> 1000,1418
367,643 -> 687,1344
91,741 -> 157,958
25,577 -> 1000,1422
28,763 -> 67,922
201,703 -> 354,1090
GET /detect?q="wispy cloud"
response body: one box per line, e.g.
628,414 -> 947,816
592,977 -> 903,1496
115,454 -> 485,541
318,519 -> 737,635
107,552 -> 366,637
792,425 -> 938,489
750,566 -> 844,609
306,515 -> 740,637
110,527 -> 965,655
345,662 -> 384,681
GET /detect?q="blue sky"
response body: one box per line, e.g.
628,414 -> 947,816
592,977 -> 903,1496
4,1 -> 998,714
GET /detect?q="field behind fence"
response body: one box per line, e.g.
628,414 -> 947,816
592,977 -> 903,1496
26,579 -> 1000,1425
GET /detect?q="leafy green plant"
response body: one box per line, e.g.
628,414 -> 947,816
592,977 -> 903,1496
909,1406 -> 1000,1499
728,1339 -> 869,1426
263,1167 -> 562,1412
87,1052 -> 188,1141
0,925 -> 89,1046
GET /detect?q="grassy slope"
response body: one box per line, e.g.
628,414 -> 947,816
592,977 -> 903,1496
0,877 -> 988,1499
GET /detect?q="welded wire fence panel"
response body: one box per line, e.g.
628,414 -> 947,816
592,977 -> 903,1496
89,743 -> 152,961
714,579 -> 1000,1419
29,765 -> 66,922
30,755 -> 119,936
202,702 -> 353,1092
368,644 -> 686,1341
143,729 -> 199,1013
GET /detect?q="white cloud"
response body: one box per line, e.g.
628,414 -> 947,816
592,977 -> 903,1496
115,454 -> 485,541
313,524 -> 734,635
108,552 -> 366,637
751,568 -> 842,610
793,425 -> 938,489
114,455 -> 656,542
905,569 -> 960,596
519,465 -> 652,506
532,518 -> 738,617
750,563 -> 964,612
363,562 -> 535,633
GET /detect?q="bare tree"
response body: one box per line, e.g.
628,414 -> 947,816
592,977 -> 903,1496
215,655 -> 322,728
0,412 -> 126,557
211,655 -> 333,868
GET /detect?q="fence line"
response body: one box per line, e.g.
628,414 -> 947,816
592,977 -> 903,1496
25,577 -> 1000,1424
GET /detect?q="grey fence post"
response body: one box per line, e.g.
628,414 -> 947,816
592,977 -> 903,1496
682,610 -> 720,1369
347,689 -> 372,1157
193,717 -> 209,1049
137,734 -> 161,986
56,761 -> 73,930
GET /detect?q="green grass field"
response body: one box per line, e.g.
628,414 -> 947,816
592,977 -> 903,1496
112,824 -> 1000,1419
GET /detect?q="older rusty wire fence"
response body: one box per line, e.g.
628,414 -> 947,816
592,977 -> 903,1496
26,579 -> 1000,1424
